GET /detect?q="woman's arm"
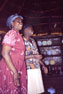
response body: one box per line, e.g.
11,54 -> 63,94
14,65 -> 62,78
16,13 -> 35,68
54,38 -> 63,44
2,45 -> 17,74
25,55 -> 34,59
2,45 -> 20,86
40,61 -> 48,74
25,54 -> 42,60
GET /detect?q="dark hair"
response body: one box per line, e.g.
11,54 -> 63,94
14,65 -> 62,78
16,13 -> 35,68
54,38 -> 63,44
22,24 -> 33,35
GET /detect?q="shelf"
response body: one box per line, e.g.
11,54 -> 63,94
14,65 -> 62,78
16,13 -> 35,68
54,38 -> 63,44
34,35 -> 63,39
44,54 -> 63,57
38,44 -> 61,47
35,35 -> 63,76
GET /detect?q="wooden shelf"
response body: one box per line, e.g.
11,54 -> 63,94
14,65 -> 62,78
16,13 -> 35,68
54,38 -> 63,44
35,35 -> 63,76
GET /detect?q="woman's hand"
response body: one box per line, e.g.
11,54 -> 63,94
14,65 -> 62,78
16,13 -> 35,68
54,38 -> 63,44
14,72 -> 20,86
43,66 -> 48,74
39,61 -> 48,74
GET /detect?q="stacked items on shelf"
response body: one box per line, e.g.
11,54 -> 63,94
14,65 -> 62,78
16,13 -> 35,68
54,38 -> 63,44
34,35 -> 63,76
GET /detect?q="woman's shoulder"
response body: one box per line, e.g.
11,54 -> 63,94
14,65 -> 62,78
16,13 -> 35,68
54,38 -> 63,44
3,30 -> 17,41
6,29 -> 16,35
4,30 -> 17,40
2,29 -> 17,46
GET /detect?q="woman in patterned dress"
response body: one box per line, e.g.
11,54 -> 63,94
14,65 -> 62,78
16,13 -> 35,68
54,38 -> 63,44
0,14 -> 27,94
23,25 -> 48,94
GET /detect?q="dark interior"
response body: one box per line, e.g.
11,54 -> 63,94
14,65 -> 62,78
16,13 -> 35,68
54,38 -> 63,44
0,0 -> 63,94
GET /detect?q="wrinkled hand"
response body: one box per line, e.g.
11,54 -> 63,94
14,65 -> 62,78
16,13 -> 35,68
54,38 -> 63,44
34,54 -> 42,60
43,66 -> 48,74
14,72 -> 20,86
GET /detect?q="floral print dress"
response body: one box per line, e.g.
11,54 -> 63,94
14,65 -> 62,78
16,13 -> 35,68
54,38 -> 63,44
0,29 -> 27,94
23,37 -> 40,70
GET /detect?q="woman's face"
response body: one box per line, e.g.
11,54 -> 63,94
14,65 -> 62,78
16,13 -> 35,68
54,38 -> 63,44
11,17 -> 23,31
24,27 -> 34,36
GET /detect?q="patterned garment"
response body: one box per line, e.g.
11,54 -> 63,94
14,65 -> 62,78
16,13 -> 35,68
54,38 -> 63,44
0,29 -> 27,94
23,37 -> 40,70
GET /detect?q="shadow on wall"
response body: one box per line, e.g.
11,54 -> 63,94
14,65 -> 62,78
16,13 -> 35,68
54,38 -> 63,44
0,33 -> 5,60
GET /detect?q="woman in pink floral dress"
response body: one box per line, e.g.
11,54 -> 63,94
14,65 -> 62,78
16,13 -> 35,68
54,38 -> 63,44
0,14 -> 27,94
